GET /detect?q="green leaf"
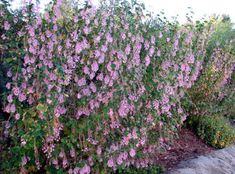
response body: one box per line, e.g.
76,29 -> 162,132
36,103 -> 47,112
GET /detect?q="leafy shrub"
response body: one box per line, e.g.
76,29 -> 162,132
183,15 -> 235,120
115,165 -> 163,174
206,15 -> 235,57
1,0 -> 235,173
0,0 -> 26,119
187,115 -> 235,148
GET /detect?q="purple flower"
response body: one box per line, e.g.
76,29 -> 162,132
96,73 -> 103,81
104,75 -> 110,85
70,148 -> 75,158
125,44 -> 131,55
7,94 -> 13,103
82,88 -> 91,96
4,21 -> 10,30
98,53 -> 105,64
144,41 -> 150,49
7,70 -> 12,77
10,104 -> 16,113
54,106 -> 67,117
21,156 -> 28,166
15,113 -> 20,120
78,78 -> 86,86
145,55 -> 151,66
6,82 -> 11,89
89,82 -> 97,93
101,45 -> 108,53
153,100 -> 159,110
96,146 -> 102,155
151,36 -> 155,44
118,99 -> 130,117
80,164 -> 90,174
83,66 -> 90,75
91,61 -> 99,72
83,26 -> 91,35
129,148 -> 136,157
12,87 -> 20,96
77,93 -> 82,99
117,155 -> 123,165
107,158 -> 115,168
19,93 -> 26,102
149,47 -> 155,57
106,33 -> 113,43
187,54 -> 195,64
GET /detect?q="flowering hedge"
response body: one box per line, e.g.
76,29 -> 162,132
1,0 -> 235,173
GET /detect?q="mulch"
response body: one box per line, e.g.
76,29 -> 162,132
155,128 -> 215,170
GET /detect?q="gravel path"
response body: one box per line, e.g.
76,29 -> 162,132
167,145 -> 235,174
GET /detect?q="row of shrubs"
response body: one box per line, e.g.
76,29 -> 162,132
184,16 -> 235,149
0,0 -> 234,173
186,115 -> 235,148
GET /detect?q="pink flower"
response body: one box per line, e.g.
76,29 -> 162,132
21,138 -> 26,146
80,164 -> 90,174
77,93 -> 82,99
98,54 -> 105,64
15,113 -> 20,120
54,106 -> 67,117
62,157 -> 68,168
125,44 -> 131,55
157,49 -> 161,57
96,73 -> 103,81
12,87 -> 20,96
83,26 -> 91,35
129,148 -> 136,157
151,35 -> 155,44
7,70 -> 12,77
187,54 -> 195,64
78,78 -> 86,86
4,21 -> 10,30
21,156 -> 28,166
145,55 -> 151,66
117,155 -> 123,165
91,61 -> 99,72
181,63 -> 190,72
82,88 -> 91,96
70,148 -> 75,158
144,41 -> 150,49
7,94 -> 13,103
6,82 -> 11,89
107,158 -> 115,168
83,66 -> 90,75
106,33 -> 113,43
10,104 -> 16,113
101,45 -> 108,53
19,93 -> 26,102
104,75 -> 110,85
96,146 -> 102,155
89,82 -> 97,93
118,99 -> 130,117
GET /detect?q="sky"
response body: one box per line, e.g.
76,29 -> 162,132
10,0 -> 235,23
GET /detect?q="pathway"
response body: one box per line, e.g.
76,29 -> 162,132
167,145 -> 235,174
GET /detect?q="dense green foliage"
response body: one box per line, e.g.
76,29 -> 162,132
187,115 -> 235,148
115,165 -> 163,174
0,0 -> 235,173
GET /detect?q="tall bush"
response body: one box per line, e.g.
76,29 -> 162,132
1,0 -> 235,173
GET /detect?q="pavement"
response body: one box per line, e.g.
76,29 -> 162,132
167,145 -> 235,174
